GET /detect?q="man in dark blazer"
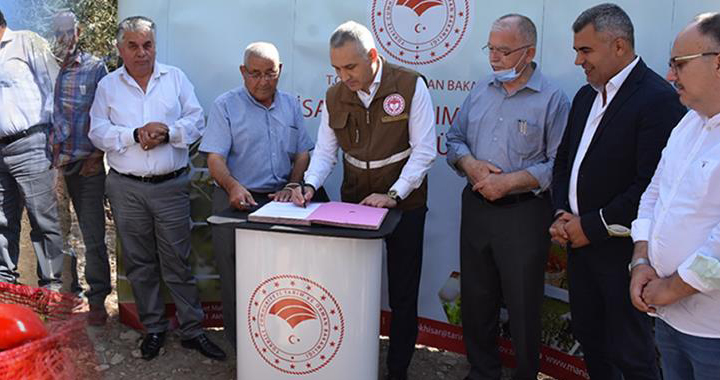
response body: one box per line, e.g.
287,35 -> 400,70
550,4 -> 686,379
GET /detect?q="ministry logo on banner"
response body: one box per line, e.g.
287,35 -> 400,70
248,275 -> 345,375
370,0 -> 471,65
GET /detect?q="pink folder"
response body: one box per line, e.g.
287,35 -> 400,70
307,201 -> 389,230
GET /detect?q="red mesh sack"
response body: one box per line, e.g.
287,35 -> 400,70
0,282 -> 98,380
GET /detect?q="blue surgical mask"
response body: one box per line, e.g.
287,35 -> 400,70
492,49 -> 528,83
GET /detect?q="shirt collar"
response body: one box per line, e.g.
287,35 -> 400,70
120,61 -> 167,80
240,85 -> 275,110
487,61 -> 542,93
1,28 -> 14,43
700,111 -> 720,129
360,58 -> 383,96
599,55 -> 639,94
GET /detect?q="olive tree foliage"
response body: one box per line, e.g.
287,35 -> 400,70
16,0 -> 119,69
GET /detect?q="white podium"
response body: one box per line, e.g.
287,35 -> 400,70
229,209 -> 401,380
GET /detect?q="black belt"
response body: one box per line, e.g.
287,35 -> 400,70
0,124 -> 49,145
469,185 -> 547,206
111,167 -> 187,184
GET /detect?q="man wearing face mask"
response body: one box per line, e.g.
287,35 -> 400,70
51,10 -> 111,326
446,14 -> 570,380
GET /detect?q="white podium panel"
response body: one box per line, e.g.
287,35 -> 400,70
236,228 -> 384,380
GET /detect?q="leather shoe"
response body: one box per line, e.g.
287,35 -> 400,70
140,332 -> 166,360
386,372 -> 408,380
87,303 -> 108,326
181,333 -> 227,361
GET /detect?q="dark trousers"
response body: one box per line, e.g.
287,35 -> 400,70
211,186 -> 329,349
568,246 -> 660,380
460,186 -> 551,380
62,160 -> 110,305
385,206 -> 427,376
106,171 -> 204,339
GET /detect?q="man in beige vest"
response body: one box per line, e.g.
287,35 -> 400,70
292,20 -> 436,380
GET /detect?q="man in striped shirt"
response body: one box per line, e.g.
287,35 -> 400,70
51,11 -> 110,326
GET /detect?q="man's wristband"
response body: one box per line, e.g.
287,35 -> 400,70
163,131 -> 170,144
628,257 -> 651,274
284,182 -> 301,190
303,183 -> 316,192
133,128 -> 140,143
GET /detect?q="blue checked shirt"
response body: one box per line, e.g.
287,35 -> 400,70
200,86 -> 314,193
53,51 -> 108,166
446,64 -> 570,193
0,28 -> 58,136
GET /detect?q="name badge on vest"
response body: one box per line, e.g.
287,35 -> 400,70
382,93 -> 408,123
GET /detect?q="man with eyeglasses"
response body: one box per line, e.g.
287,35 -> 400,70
550,4 -> 685,379
629,12 -> 720,380
446,14 -> 569,380
51,10 -> 111,326
200,41 -> 318,350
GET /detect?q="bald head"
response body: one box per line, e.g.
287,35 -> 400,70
667,13 -> 720,116
492,14 -> 537,47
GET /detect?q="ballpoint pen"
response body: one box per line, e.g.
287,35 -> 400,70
299,180 -> 306,208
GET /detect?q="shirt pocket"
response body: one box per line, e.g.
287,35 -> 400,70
687,158 -> 720,200
282,124 -> 300,155
158,97 -> 181,125
508,119 -> 543,157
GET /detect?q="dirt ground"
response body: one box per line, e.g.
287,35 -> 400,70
17,203 -> 555,380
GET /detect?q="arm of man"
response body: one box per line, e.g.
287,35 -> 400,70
579,91 -> 684,243
29,32 -> 58,126
446,93 -> 503,189
89,79 -> 140,153
292,102 -> 338,206
629,147 -> 666,312
165,69 -> 205,148
200,97 -> 255,209
207,153 -> 256,209
643,218 -> 720,307
362,77 -> 437,208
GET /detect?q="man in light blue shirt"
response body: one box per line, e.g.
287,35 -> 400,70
200,41 -> 315,349
446,14 -> 569,380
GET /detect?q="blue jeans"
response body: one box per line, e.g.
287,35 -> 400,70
656,318 -> 720,380
0,131 -> 64,288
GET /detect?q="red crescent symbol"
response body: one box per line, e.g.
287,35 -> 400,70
288,335 -> 299,344
414,23 -> 422,33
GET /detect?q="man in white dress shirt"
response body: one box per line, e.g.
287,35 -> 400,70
89,16 -> 225,362
0,9 -> 64,290
630,12 -> 720,380
291,21 -> 436,380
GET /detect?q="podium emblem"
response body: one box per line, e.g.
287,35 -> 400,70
248,275 -> 345,375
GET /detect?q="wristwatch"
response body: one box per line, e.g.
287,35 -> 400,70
628,258 -> 651,274
387,189 -> 401,203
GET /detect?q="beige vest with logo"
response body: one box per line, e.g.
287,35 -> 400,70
325,60 -> 428,210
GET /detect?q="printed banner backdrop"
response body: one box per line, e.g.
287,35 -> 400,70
113,0 -> 714,378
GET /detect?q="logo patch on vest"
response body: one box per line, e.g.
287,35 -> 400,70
383,94 -> 406,117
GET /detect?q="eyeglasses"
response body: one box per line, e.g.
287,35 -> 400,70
482,44 -> 531,57
245,71 -> 280,81
668,52 -> 719,73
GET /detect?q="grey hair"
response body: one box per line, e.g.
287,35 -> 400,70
573,3 -> 634,48
329,20 -> 376,55
243,42 -> 280,66
0,9 -> 6,28
492,13 -> 537,46
694,12 -> 720,48
117,16 -> 155,44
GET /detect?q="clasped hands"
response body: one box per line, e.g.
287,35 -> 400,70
137,122 -> 169,151
548,211 -> 590,248
461,157 -> 511,201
